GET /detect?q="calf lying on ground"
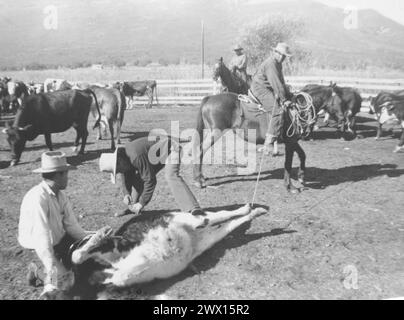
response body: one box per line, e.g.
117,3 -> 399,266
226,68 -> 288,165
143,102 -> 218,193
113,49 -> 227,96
42,204 -> 267,299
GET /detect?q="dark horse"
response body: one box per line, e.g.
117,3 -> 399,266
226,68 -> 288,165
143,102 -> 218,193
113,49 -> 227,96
192,92 -> 312,194
213,57 -> 251,95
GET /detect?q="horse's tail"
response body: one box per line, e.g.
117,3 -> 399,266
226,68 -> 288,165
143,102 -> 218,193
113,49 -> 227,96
197,96 -> 209,139
192,96 -> 209,159
153,81 -> 159,105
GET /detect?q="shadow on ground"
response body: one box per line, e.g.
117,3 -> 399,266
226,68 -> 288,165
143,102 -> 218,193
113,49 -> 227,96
207,164 -> 404,189
66,148 -> 113,166
0,161 -> 10,169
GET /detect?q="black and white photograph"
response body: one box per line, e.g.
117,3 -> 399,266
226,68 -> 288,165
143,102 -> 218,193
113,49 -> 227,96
0,0 -> 403,301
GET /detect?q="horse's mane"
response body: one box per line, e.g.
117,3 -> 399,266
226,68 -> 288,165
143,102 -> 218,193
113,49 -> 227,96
213,58 -> 249,95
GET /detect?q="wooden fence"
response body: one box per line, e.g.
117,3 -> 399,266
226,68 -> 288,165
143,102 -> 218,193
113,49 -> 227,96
130,77 -> 404,112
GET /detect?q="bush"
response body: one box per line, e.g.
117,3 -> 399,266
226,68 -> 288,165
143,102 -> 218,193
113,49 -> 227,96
138,58 -> 152,67
25,62 -> 48,70
158,58 -> 170,67
114,60 -> 126,68
237,14 -> 312,74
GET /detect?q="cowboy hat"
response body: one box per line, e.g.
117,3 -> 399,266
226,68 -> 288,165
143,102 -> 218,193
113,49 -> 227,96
99,147 -> 122,184
33,151 -> 76,173
273,43 -> 292,57
233,44 -> 243,51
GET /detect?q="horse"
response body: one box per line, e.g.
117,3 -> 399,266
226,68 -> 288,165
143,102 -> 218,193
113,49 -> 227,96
212,57 -> 288,153
192,92 -> 316,194
213,57 -> 251,95
300,83 -> 347,140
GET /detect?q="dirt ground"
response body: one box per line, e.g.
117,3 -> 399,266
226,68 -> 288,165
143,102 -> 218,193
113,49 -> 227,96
0,105 -> 403,300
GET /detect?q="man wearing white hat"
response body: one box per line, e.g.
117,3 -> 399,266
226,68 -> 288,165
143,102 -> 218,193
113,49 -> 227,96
99,136 -> 204,218
229,44 -> 248,83
250,42 -> 293,155
18,151 -> 112,292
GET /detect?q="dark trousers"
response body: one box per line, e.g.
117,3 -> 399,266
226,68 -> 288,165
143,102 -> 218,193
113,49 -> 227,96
251,86 -> 284,141
53,234 -> 76,269
28,234 -> 75,269
164,146 -> 201,213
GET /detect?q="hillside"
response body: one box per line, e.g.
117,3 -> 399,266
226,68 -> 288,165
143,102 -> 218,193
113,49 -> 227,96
1,0 -> 404,70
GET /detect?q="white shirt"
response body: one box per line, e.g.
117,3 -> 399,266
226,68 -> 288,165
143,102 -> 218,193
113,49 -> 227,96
18,181 -> 87,252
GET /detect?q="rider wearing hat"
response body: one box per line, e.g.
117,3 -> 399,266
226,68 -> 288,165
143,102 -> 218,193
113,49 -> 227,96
18,151 -> 112,292
99,136 -> 205,218
250,43 -> 293,155
229,44 -> 248,83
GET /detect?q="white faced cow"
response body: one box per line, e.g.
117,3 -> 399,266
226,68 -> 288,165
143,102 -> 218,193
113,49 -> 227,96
370,91 -> 404,145
44,78 -> 72,93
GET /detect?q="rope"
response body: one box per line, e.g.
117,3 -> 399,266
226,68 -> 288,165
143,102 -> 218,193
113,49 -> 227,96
250,152 -> 265,207
285,92 -> 316,138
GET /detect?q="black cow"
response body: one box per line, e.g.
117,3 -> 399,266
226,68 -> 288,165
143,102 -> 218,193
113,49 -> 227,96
119,80 -> 158,109
370,91 -> 404,142
2,89 -> 101,166
333,86 -> 363,136
300,83 -> 346,139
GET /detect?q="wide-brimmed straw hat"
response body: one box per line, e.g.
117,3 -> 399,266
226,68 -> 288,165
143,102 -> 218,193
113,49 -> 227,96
233,44 -> 243,51
33,151 -> 76,173
273,42 -> 292,57
99,147 -> 121,184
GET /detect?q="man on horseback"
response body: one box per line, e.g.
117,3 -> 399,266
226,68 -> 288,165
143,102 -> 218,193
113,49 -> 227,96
250,42 -> 293,155
229,45 -> 248,84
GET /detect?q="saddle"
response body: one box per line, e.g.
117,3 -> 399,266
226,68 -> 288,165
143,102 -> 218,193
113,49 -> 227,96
237,90 -> 269,118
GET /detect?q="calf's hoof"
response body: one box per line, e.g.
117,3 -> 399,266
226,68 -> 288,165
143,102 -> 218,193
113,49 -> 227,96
394,146 -> 404,153
250,207 -> 268,219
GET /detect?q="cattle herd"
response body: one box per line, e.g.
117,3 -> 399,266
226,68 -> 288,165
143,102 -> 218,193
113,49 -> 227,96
1,76 -> 403,168
0,77 -> 162,166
